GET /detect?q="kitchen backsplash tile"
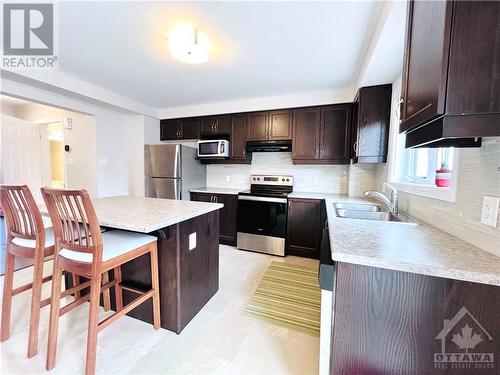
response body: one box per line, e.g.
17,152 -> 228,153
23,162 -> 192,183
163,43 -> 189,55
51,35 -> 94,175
207,152 -> 351,193
395,137 -> 500,257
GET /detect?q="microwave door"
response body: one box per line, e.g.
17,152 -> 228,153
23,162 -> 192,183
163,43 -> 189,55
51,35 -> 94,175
198,141 -> 219,156
145,144 -> 181,178
145,177 -> 181,200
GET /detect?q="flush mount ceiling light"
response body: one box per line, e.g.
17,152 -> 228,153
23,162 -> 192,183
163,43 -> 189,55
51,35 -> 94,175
168,24 -> 211,64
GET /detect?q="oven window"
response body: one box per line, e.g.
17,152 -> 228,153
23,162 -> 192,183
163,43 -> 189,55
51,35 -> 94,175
199,142 -> 219,155
238,200 -> 287,238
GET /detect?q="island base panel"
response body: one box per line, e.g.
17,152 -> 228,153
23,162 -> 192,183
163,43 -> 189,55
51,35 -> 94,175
65,210 -> 220,335
330,262 -> 500,374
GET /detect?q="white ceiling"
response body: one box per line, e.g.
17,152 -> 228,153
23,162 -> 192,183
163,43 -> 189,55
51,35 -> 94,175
57,1 -> 387,109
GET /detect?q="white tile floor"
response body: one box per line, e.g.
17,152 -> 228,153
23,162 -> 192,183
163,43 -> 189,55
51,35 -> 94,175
0,245 -> 319,375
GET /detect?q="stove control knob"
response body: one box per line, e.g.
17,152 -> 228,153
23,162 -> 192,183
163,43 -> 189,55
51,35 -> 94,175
252,177 -> 256,181
282,178 -> 285,182
286,178 -> 290,182
257,177 -> 260,181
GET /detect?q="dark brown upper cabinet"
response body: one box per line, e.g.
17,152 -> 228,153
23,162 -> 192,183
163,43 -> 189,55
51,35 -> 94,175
352,85 -> 392,164
320,104 -> 351,162
246,110 -> 292,141
400,0 -> 500,148
292,107 -> 320,160
201,115 -> 231,136
293,105 -> 351,164
230,114 -> 248,161
160,117 -> 201,140
269,110 -> 293,140
246,111 -> 269,141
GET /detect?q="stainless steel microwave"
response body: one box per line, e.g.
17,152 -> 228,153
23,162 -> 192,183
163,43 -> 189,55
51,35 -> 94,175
197,140 -> 229,158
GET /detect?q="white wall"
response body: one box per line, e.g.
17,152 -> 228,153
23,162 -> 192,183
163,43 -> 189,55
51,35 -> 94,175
15,103 -> 99,196
2,77 -> 148,198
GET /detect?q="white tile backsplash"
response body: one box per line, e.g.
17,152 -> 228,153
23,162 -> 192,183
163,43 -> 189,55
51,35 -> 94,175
207,152 -> 350,194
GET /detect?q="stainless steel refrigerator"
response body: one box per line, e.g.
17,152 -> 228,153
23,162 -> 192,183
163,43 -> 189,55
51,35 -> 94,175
145,144 -> 206,200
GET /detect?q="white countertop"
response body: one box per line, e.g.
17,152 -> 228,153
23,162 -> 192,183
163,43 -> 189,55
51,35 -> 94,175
190,187 -> 247,195
39,196 -> 223,233
288,191 -> 345,200
323,195 -> 500,286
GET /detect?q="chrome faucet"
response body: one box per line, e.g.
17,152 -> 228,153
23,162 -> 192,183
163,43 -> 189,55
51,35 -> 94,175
364,183 -> 399,215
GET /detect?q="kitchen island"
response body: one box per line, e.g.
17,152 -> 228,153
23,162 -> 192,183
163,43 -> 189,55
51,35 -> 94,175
41,196 -> 223,334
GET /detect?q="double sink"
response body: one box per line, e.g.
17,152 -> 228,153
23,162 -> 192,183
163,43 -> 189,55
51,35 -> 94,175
333,202 -> 417,224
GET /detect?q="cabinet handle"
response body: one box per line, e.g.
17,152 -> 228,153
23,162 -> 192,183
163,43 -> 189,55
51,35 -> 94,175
353,141 -> 358,154
242,150 -> 245,156
396,97 -> 404,121
215,196 -> 218,203
320,147 -> 323,155
215,119 -> 219,132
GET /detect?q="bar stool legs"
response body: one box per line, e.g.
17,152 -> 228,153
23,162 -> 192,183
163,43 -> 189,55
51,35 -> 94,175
46,258 -> 63,371
0,251 -> 15,342
27,249 -> 45,358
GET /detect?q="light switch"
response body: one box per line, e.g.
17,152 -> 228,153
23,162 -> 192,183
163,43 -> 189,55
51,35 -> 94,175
225,175 -> 231,183
481,196 -> 499,228
64,117 -> 73,129
189,232 -> 197,250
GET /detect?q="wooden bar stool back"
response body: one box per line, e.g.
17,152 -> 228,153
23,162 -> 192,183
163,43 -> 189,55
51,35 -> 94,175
42,188 -> 161,375
0,185 -> 54,358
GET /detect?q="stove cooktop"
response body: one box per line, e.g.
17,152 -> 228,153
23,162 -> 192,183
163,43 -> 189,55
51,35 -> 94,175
238,174 -> 294,198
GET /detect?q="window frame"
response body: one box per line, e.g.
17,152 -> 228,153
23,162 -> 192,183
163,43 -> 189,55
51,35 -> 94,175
387,109 -> 459,203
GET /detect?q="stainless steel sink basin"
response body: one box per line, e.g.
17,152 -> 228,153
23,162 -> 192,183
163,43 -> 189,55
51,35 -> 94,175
333,203 -> 382,212
333,204 -> 418,224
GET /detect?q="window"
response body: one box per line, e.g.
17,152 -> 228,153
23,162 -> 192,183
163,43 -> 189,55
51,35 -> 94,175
390,131 -> 459,202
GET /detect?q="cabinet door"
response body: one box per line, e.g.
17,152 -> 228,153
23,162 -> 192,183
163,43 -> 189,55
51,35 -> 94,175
213,115 -> 231,135
400,0 -> 453,133
246,111 -> 269,141
356,85 -> 392,163
286,198 -> 321,259
292,107 -> 320,160
320,104 -> 351,162
180,118 -> 201,139
160,119 -> 181,140
269,110 -> 292,140
214,194 -> 237,246
201,117 -> 216,134
190,192 -> 213,203
231,114 -> 247,160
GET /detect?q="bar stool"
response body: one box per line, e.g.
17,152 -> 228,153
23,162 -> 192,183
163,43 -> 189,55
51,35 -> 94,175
1,185 -> 55,358
41,187 -> 161,375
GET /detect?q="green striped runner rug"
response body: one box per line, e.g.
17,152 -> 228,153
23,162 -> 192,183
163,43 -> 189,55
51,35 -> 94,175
243,261 -> 321,337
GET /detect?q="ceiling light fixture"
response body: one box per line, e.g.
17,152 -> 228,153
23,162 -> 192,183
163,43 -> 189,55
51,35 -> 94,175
168,24 -> 211,64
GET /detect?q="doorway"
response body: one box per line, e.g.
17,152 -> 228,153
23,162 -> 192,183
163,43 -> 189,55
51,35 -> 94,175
40,122 -> 66,189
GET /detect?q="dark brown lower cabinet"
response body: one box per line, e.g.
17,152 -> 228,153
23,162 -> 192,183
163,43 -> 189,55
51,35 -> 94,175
286,198 -> 322,259
190,192 -> 237,246
330,262 -> 500,374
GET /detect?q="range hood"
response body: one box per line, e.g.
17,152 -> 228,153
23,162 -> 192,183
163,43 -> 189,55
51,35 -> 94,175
405,116 -> 486,149
246,140 -> 292,152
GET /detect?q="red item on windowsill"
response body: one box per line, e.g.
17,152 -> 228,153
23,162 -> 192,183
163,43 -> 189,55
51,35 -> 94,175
435,167 -> 452,187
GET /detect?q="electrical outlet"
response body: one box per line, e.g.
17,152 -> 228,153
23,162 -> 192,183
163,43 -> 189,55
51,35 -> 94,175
481,196 -> 499,228
225,175 -> 231,183
189,232 -> 197,250
313,177 -> 319,186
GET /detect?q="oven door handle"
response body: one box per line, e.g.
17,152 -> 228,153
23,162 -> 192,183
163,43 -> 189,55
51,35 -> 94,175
238,195 -> 287,204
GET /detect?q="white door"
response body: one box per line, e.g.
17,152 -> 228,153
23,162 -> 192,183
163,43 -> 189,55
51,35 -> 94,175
1,114 -> 44,203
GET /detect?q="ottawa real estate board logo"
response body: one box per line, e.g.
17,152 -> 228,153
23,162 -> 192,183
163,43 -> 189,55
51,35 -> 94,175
434,306 -> 495,370
2,3 -> 58,69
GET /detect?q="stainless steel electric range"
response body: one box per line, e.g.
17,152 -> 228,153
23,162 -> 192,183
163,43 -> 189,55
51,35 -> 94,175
237,175 -> 293,256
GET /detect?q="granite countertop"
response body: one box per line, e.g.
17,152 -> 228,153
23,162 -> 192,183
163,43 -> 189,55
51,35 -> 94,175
39,196 -> 223,233
322,195 -> 500,286
190,187 -> 247,195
